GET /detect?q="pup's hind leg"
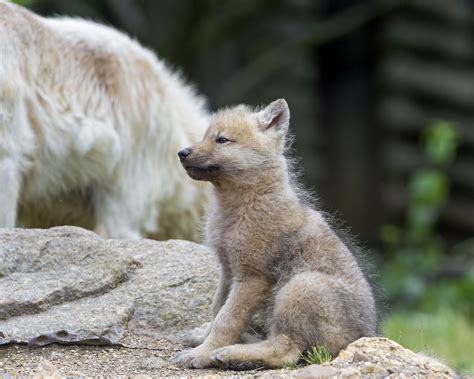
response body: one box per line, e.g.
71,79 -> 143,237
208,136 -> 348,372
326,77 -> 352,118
271,271 -> 375,356
210,335 -> 300,370
210,272 -> 375,369
186,323 -> 262,348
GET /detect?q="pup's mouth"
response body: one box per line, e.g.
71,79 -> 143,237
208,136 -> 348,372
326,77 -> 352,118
183,164 -> 220,180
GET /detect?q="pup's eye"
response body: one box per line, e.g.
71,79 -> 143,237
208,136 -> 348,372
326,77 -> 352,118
216,136 -> 230,144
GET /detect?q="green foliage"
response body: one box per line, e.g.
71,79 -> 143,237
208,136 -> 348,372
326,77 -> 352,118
383,309 -> 474,374
286,345 -> 332,369
379,121 -> 474,314
423,121 -> 458,167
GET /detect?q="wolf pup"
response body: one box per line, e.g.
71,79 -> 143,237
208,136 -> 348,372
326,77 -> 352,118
175,99 -> 377,369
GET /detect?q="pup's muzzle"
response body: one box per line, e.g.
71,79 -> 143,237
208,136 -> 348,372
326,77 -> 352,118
178,147 -> 192,162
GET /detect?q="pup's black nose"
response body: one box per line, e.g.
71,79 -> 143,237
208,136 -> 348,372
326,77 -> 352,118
178,148 -> 192,161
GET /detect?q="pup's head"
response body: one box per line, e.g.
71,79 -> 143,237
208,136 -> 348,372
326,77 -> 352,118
178,99 -> 290,184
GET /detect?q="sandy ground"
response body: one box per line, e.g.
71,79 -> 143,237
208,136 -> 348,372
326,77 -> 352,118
0,335 -> 281,378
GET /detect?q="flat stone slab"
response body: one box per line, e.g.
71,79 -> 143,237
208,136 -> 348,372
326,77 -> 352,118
0,226 -> 216,346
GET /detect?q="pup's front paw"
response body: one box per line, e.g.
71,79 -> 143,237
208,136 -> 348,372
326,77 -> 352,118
173,346 -> 213,369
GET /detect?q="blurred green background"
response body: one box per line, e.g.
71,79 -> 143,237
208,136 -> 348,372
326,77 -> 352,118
13,0 -> 474,373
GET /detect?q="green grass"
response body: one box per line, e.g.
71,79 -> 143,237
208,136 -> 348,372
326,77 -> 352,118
382,308 -> 474,375
286,345 -> 332,369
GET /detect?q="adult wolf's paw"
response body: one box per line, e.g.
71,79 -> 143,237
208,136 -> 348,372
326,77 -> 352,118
173,346 -> 213,369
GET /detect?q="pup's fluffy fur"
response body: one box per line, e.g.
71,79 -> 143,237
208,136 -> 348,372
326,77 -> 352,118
175,99 -> 377,369
0,1 -> 209,240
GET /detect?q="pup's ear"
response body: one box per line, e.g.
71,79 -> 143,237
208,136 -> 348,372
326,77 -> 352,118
258,99 -> 290,135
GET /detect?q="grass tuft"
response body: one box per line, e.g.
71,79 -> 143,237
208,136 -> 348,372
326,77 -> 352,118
304,346 -> 333,365
285,345 -> 332,369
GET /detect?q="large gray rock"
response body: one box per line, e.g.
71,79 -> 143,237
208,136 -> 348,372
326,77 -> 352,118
0,227 -> 457,378
0,226 -> 216,346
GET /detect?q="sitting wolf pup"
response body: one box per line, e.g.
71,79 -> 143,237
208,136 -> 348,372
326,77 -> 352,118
175,99 -> 377,369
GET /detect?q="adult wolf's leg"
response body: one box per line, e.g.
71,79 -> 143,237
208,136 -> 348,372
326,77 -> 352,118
0,157 -> 20,227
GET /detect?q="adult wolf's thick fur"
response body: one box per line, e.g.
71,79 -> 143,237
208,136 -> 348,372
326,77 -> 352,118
175,99 -> 377,369
0,1 -> 209,240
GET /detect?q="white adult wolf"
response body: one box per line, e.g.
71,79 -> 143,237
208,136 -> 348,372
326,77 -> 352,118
0,1 -> 209,240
